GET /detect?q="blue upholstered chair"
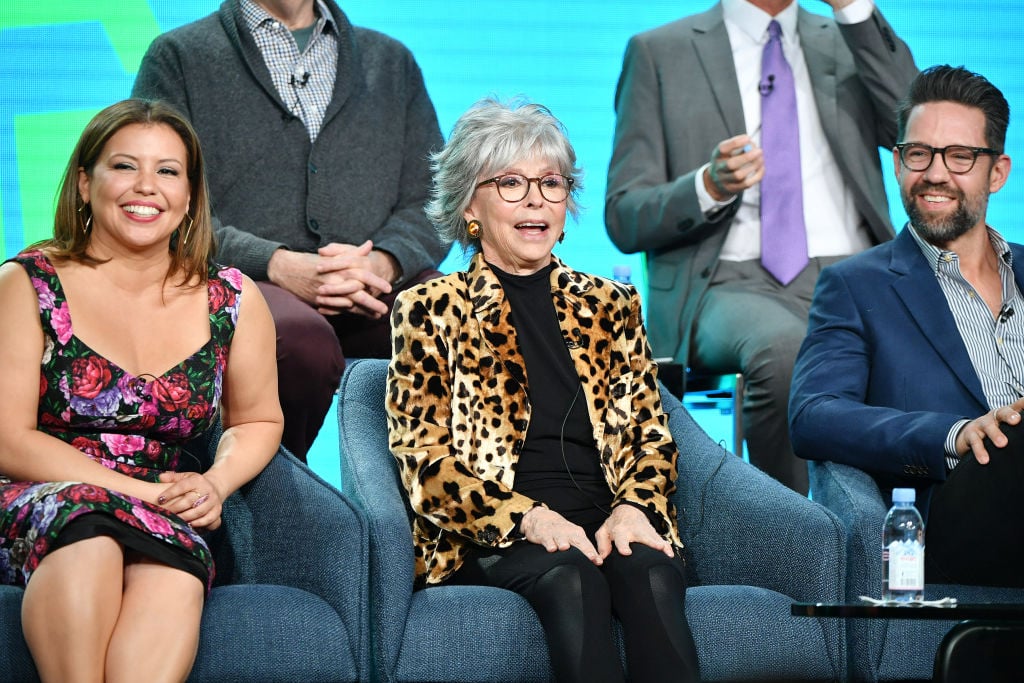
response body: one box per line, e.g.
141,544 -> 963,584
809,460 -> 1024,681
338,357 -> 848,682
0,430 -> 369,683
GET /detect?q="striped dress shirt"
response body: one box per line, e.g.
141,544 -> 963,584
910,225 -> 1024,470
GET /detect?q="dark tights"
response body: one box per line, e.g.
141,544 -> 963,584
452,539 -> 700,683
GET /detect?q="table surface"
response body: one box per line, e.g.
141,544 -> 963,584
792,602 -> 1024,620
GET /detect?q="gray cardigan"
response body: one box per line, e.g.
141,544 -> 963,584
132,0 -> 446,283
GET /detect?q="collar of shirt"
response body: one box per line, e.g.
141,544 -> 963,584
909,223 -> 1014,275
241,0 -> 336,38
722,0 -> 800,48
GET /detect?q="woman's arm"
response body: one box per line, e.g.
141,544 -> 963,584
160,275 -> 283,529
0,262 -> 165,502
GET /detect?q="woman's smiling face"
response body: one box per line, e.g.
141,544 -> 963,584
78,122 -> 191,255
465,154 -> 567,275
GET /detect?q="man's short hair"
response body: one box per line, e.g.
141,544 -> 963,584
896,65 -> 1010,152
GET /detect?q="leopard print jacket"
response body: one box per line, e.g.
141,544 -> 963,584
386,254 -> 682,586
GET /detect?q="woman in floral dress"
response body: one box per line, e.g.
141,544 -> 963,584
0,99 -> 283,682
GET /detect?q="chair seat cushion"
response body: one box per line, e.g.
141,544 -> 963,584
397,585 -> 551,683
0,586 -> 35,682
393,583 -> 839,682
191,584 -> 358,682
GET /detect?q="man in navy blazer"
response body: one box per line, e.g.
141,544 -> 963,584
791,65 -> 1023,586
606,0 -> 916,494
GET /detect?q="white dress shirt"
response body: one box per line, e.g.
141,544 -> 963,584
698,0 -> 875,262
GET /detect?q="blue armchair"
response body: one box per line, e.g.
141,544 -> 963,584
809,460 -> 1024,681
0,432 -> 369,683
338,358 -> 848,682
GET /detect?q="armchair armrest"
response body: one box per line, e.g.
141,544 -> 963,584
337,359 -> 417,679
808,459 -> 888,599
226,450 -> 369,678
661,387 -> 846,604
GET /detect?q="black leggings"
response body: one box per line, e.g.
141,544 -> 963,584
926,421 -> 1024,586
451,539 -> 700,683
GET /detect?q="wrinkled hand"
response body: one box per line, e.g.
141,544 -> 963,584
955,397 -> 1024,464
267,241 -> 392,317
595,504 -> 674,560
520,507 -> 603,565
157,471 -> 224,531
704,134 -> 764,202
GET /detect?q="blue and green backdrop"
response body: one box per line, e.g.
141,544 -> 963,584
3,2 -> 1023,286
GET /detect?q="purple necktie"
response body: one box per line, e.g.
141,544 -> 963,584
759,20 -> 808,285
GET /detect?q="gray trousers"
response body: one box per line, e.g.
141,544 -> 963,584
692,257 -> 844,495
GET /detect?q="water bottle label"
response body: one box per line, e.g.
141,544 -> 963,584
887,540 -> 924,590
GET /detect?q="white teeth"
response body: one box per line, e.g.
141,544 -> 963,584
516,223 -> 546,229
123,205 -> 159,216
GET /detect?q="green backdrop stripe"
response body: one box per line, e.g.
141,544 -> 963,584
15,110 -> 100,249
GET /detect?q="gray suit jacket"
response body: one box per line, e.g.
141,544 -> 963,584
605,3 -> 917,364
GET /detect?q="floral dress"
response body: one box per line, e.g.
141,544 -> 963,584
0,250 -> 242,592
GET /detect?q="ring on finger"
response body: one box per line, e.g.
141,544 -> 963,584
192,493 -> 209,509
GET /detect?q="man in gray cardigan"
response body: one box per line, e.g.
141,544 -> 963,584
133,0 -> 446,460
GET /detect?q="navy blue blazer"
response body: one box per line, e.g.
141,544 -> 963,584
790,226 -> 1024,506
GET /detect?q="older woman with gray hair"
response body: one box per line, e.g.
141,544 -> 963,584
385,98 -> 699,682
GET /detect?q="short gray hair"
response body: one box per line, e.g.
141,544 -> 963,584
426,97 -> 583,255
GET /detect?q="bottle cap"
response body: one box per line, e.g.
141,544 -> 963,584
892,487 -> 916,504
612,264 -> 632,283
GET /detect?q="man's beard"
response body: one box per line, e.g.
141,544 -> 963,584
903,181 -> 987,245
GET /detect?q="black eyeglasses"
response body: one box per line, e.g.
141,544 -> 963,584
895,143 -> 1001,175
476,173 -> 573,203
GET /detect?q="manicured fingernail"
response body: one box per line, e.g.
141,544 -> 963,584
158,496 -> 166,504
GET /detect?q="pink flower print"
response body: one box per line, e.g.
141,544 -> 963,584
133,505 -> 174,536
32,278 -> 56,310
101,433 -> 146,457
50,301 -> 72,345
218,267 -> 243,291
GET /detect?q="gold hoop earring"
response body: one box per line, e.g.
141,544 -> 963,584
180,214 -> 194,248
77,203 -> 92,235
467,219 -> 482,239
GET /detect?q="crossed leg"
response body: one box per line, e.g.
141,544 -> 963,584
21,537 -> 204,683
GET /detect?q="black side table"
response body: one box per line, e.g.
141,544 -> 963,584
792,602 -> 1024,682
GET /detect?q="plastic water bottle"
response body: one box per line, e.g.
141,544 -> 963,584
612,264 -> 632,284
882,487 -> 925,602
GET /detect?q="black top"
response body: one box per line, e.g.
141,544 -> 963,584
491,262 -> 612,528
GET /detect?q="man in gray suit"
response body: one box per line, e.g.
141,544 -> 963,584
605,0 -> 916,493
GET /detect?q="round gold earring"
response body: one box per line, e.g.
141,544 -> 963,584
467,219 -> 482,238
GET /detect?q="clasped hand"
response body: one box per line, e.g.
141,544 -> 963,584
268,240 -> 394,317
154,471 -> 224,531
955,397 -> 1024,464
520,504 -> 674,565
